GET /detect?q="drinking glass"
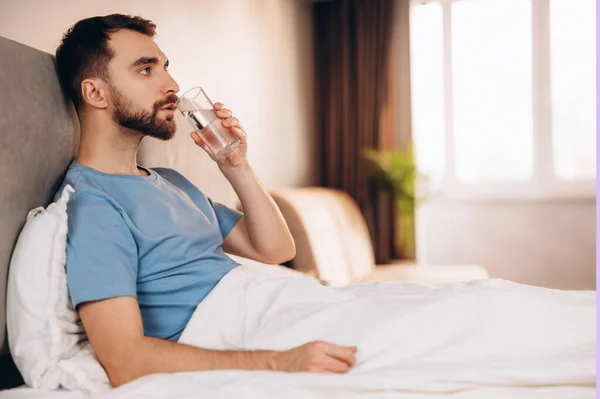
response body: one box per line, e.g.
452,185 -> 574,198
176,87 -> 240,160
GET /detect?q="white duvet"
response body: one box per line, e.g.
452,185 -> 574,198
2,264 -> 595,398
174,264 -> 595,394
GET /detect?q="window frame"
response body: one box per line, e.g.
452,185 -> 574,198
409,0 -> 596,201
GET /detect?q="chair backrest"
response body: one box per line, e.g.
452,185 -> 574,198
270,187 -> 376,286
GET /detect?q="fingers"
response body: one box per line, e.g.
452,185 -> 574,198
277,341 -> 359,374
220,117 -> 247,144
319,355 -> 351,373
308,341 -> 357,370
221,117 -> 241,128
322,343 -> 357,367
211,105 -> 247,143
213,106 -> 240,128
232,126 -> 247,144
216,108 -> 232,119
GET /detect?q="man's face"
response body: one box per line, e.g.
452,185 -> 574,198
105,29 -> 180,140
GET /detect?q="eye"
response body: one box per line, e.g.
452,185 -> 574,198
139,66 -> 151,75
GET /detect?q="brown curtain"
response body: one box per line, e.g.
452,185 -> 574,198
313,0 -> 398,263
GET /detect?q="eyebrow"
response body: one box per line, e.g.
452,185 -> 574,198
130,56 -> 169,69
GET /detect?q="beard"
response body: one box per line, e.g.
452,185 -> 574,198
110,85 -> 178,141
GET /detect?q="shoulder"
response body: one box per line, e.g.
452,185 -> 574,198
59,168 -> 121,216
65,190 -> 132,242
65,190 -> 123,226
55,163 -> 111,204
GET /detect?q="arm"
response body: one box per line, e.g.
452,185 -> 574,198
220,165 -> 295,264
80,296 -> 357,387
190,103 -> 295,265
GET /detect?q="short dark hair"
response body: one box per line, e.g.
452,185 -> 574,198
55,14 -> 156,108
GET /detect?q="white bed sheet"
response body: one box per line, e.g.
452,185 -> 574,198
1,374 -> 594,399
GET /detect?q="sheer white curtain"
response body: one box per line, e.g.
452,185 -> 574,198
409,0 -> 596,199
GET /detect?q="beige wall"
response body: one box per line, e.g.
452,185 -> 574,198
416,199 -> 596,290
0,0 -> 316,207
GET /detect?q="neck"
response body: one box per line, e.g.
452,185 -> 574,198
76,112 -> 148,176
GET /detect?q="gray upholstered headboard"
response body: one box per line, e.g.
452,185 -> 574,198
0,36 -> 79,360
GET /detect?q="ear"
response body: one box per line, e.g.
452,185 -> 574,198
81,78 -> 109,110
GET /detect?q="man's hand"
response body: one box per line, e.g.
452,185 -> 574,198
190,102 -> 248,169
274,341 -> 358,373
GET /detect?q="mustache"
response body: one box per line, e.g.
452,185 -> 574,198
154,93 -> 179,111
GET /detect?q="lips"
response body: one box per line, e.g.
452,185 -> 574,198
160,103 -> 176,111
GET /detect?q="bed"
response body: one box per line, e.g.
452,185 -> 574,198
0,35 -> 595,399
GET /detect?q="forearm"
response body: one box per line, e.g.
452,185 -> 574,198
221,163 -> 295,262
109,336 -> 277,386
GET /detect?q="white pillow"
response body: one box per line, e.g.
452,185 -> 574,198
6,184 -> 109,392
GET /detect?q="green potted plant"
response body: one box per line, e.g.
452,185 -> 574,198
364,148 -> 429,259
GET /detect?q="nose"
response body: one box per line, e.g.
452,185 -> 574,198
163,73 -> 180,96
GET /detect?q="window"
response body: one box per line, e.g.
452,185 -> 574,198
410,0 -> 596,199
550,0 -> 596,181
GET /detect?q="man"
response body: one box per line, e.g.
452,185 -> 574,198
55,14 -> 357,387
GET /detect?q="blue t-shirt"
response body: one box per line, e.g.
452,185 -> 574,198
55,161 -> 242,341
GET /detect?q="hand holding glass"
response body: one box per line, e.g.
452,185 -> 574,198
176,87 -> 240,160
